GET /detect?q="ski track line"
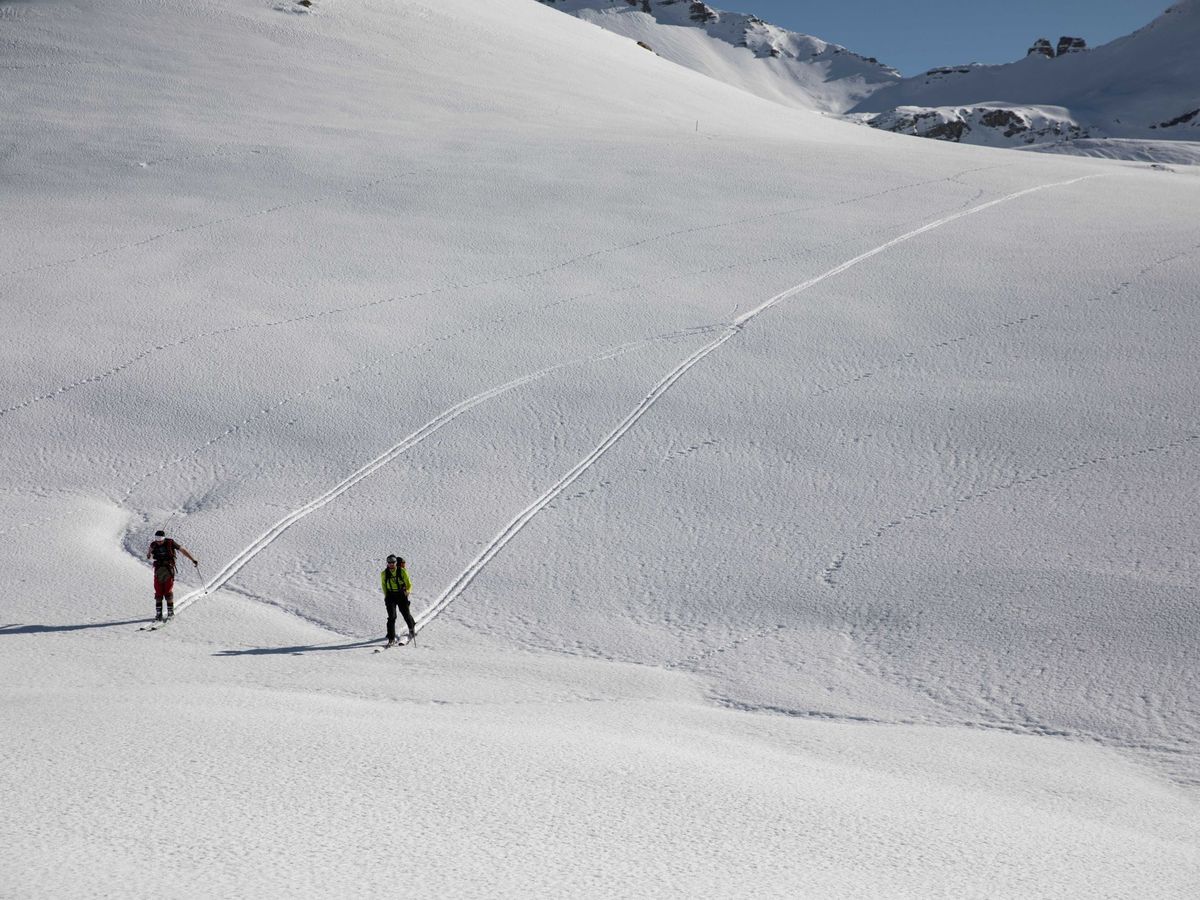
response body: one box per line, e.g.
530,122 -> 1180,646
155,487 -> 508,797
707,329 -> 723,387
1,218 -> 910,544
808,238 -> 1200,398
0,164 -> 1002,422
712,698 -> 1197,768
171,326 -> 718,614
822,427 -> 1200,587
415,174 -> 1102,633
0,166 -> 428,281
818,241 -> 1200,586
113,293 -> 600,511
121,217 -> 916,512
0,169 -> 437,420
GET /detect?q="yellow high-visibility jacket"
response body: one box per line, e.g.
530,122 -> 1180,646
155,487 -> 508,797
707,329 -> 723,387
381,566 -> 411,595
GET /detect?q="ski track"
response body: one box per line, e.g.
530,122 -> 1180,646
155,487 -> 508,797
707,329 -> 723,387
711,698 -> 1197,775
113,293 -> 604,514
816,241 -> 1200,589
821,428 -> 1200,587
413,174 -> 1102,633
135,143 -> 265,170
171,325 -> 720,614
114,229 -> 866,511
0,163 -> 1004,422
119,214 -> 925,517
0,168 -> 438,420
810,239 -> 1200,398
0,166 -> 430,281
158,175 -> 1090,633
0,213 -> 957,545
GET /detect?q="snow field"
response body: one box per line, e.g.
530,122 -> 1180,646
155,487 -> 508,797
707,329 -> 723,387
1,0 -> 1198,895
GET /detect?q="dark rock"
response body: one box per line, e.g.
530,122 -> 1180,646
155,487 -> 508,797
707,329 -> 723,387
980,109 -> 1029,137
1156,108 -> 1200,128
1056,36 -> 1087,55
689,2 -> 717,24
1027,38 -> 1054,58
925,120 -> 968,142
869,110 -> 968,142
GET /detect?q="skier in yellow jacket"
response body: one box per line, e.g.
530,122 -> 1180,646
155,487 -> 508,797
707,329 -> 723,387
381,554 -> 414,647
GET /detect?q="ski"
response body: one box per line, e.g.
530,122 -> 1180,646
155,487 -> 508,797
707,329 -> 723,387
373,635 -> 413,653
138,616 -> 174,632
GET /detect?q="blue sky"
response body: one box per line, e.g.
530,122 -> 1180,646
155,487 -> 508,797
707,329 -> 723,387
737,0 -> 1173,75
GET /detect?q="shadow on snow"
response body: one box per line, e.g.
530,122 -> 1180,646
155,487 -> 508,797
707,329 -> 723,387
212,639 -> 381,657
0,619 -> 144,634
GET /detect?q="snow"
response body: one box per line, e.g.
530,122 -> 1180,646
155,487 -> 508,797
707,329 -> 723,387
1020,138 -> 1200,168
2,0 -> 1199,896
850,0 -> 1200,150
539,0 -> 900,113
548,0 -> 1200,161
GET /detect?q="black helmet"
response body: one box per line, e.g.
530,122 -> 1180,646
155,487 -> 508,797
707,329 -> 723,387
386,554 -> 397,564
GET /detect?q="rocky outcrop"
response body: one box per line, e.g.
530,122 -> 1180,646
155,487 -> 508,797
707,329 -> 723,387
866,105 -> 1086,145
1026,36 -> 1087,58
541,0 -> 901,113
1027,38 -> 1054,58
1150,108 -> 1199,129
644,0 -> 717,23
979,108 -> 1030,137
1056,36 -> 1087,55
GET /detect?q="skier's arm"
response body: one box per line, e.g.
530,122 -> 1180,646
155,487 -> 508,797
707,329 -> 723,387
176,545 -> 199,566
400,566 -> 411,592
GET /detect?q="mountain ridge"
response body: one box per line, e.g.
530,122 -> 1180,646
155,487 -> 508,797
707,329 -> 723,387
537,0 -> 900,113
543,0 -> 1200,159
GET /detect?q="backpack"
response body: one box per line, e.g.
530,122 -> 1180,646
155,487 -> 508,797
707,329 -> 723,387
150,539 -> 177,571
382,568 -> 407,595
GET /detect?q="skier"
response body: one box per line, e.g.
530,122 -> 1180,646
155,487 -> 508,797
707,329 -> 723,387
382,554 -> 414,647
146,529 -> 198,621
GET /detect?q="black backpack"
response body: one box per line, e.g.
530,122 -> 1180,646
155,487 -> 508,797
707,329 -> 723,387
150,539 -> 177,571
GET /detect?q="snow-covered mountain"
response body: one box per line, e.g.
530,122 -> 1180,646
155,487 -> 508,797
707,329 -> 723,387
537,0 -> 900,112
852,0 -> 1200,150
3,0 -> 1200,896
543,0 -> 1200,160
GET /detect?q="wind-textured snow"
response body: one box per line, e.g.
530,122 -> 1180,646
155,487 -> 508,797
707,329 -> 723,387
1,0 -> 1199,897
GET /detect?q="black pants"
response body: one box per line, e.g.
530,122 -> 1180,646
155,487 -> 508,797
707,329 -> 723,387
385,591 -> 414,641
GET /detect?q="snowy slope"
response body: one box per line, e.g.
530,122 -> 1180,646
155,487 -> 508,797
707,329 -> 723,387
853,0 -> 1200,149
537,0 -> 900,112
544,0 -> 1200,160
2,0 -> 1200,896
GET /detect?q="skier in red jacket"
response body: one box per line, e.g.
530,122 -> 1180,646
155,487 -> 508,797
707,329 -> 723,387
147,530 -> 198,621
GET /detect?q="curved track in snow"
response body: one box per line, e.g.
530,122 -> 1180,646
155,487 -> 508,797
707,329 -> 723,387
174,174 -> 1099,629
416,175 -> 1101,631
172,325 -> 720,613
0,163 -> 1004,422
